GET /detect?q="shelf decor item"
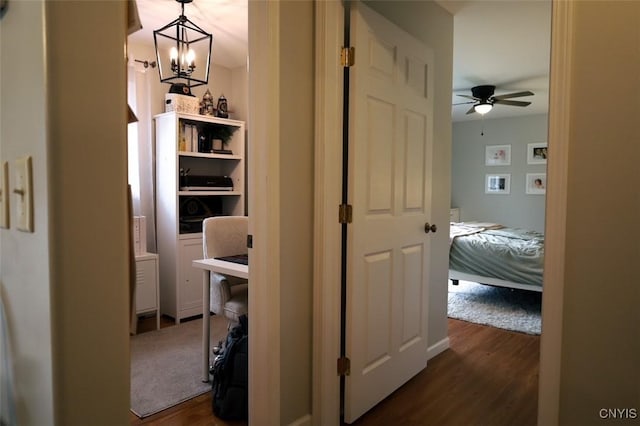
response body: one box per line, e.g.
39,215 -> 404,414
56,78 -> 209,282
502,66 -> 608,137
215,94 -> 229,118
165,91 -> 200,114
212,139 -> 224,151
210,123 -> 237,145
201,89 -> 215,115
153,0 -> 213,91
197,124 -> 236,154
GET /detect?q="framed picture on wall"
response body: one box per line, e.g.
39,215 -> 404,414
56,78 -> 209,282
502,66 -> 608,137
485,144 -> 511,166
527,142 -> 548,164
485,173 -> 511,194
526,173 -> 547,195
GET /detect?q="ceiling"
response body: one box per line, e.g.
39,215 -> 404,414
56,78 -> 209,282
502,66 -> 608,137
129,0 -> 551,123
438,0 -> 552,122
128,0 -> 249,69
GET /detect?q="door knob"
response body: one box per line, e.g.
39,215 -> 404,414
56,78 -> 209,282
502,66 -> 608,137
424,222 -> 437,234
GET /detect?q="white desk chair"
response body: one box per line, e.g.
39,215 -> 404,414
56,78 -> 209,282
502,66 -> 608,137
202,216 -> 248,325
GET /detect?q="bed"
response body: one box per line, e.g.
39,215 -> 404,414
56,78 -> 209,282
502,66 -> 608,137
449,222 -> 544,292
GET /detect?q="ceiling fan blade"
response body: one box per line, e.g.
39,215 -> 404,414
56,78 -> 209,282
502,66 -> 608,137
493,99 -> 532,107
456,94 -> 480,101
453,101 -> 475,106
466,106 -> 476,115
493,90 -> 534,100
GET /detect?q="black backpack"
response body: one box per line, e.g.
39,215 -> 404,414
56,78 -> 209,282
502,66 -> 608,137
211,315 -> 248,420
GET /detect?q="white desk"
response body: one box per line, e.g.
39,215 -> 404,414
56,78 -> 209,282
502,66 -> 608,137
192,258 -> 249,382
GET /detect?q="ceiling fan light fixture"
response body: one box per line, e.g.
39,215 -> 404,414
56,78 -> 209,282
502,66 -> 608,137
153,0 -> 213,90
474,102 -> 493,115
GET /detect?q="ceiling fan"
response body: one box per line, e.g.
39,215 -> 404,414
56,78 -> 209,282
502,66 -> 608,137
455,85 -> 534,115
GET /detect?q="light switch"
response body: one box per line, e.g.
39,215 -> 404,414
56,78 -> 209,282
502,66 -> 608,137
13,156 -> 33,232
0,161 -> 8,229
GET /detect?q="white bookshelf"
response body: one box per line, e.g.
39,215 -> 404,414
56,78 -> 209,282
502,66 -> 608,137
155,112 -> 245,323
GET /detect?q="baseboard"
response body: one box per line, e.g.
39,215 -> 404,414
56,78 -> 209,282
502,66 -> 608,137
427,336 -> 450,360
287,413 -> 312,426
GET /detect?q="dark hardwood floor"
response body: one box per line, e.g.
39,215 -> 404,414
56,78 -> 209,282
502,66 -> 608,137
130,318 -> 539,426
348,319 -> 540,426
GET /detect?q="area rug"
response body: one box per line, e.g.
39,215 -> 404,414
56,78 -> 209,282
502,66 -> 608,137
448,280 -> 542,335
130,315 -> 228,418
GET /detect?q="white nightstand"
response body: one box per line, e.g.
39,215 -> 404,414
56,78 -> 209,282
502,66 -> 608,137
450,208 -> 460,223
135,252 -> 160,330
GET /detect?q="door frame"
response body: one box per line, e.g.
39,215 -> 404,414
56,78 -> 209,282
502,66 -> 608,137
313,1 -> 442,422
312,1 -> 570,424
248,1 -> 282,423
537,0 -> 572,423
312,0 -> 344,424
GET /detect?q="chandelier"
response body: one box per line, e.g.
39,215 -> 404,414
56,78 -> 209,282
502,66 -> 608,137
153,0 -> 212,92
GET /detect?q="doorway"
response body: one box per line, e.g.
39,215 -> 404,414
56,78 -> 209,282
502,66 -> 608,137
126,0 -> 253,421
447,0 -> 551,398
314,0 -> 454,423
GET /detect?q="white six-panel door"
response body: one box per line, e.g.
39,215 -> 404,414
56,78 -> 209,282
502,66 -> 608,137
344,2 -> 435,422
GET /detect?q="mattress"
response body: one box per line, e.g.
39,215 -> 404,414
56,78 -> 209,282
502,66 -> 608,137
449,223 -> 545,288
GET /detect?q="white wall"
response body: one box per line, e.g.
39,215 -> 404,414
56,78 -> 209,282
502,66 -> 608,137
539,1 -> 640,424
0,1 -> 54,423
1,1 -> 130,425
231,66 -> 249,123
452,114 -> 548,232
46,2 -> 130,424
278,3 -> 314,422
246,2 -> 315,423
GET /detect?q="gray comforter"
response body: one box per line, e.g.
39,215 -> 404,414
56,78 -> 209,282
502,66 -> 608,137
449,223 -> 545,287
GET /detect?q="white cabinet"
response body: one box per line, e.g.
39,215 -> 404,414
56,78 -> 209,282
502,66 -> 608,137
135,252 -> 159,330
155,112 -> 245,323
178,238 -> 205,318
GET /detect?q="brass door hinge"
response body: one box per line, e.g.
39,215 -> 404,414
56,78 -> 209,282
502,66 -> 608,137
337,356 -> 351,376
341,46 -> 355,67
339,204 -> 353,224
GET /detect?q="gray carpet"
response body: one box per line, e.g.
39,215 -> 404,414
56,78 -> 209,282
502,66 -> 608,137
448,280 -> 542,335
130,315 -> 228,418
